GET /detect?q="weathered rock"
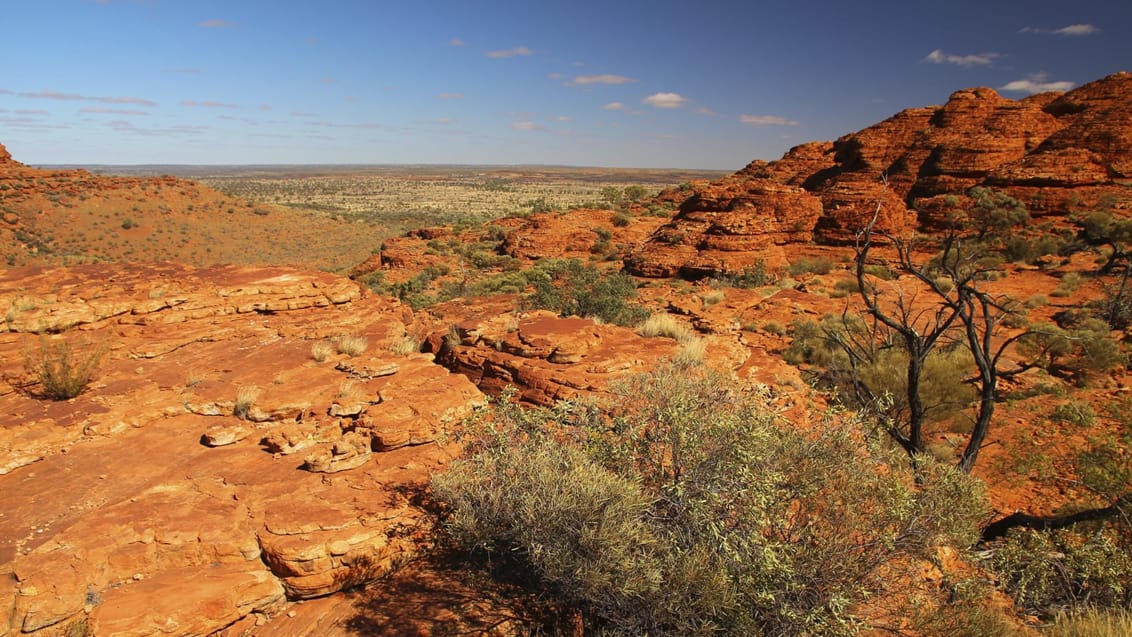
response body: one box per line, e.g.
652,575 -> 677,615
627,72 -> 1132,277
0,263 -> 485,635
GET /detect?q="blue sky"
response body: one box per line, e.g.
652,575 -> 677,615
1,0 -> 1128,169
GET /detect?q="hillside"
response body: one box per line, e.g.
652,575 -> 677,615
0,146 -> 380,272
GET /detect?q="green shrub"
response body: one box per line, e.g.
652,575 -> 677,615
612,211 -> 632,227
1050,400 -> 1097,427
24,336 -> 106,400
524,259 -> 648,326
709,262 -> 771,289
788,257 -> 834,276
434,367 -> 988,635
985,529 -> 1132,618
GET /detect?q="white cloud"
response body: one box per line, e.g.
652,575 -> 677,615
923,49 -> 998,67
603,102 -> 625,111
552,115 -> 571,121
697,107 -> 716,116
449,37 -> 465,47
198,19 -> 235,28
486,46 -> 532,59
510,121 -> 544,131
1000,73 -> 1074,94
548,73 -> 563,80
740,114 -> 799,126
643,92 -> 687,108
1020,24 -> 1098,36
436,92 -> 464,100
1056,23 -> 1099,35
570,74 -> 635,86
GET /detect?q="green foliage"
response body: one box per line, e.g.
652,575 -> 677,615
985,529 -> 1132,618
1018,319 -> 1124,384
623,185 -> 649,202
524,259 -> 648,326
525,196 -> 553,213
707,261 -> 771,289
785,315 -> 976,424
611,211 -> 633,227
1050,400 -> 1097,428
433,367 -> 988,635
967,187 -> 1030,240
600,185 -> 624,207
24,336 -> 106,400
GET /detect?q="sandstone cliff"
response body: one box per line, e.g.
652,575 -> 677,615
628,71 -> 1132,278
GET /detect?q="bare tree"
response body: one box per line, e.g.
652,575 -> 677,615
852,196 -> 1029,473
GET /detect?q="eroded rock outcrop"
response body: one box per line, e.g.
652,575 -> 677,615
0,264 -> 484,635
628,72 -> 1132,278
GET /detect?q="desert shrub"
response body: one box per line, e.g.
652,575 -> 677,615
525,259 -> 648,327
335,334 -> 369,357
967,186 -> 1030,240
1053,272 -> 1085,298
1092,276 -> 1132,330
433,367 -> 988,636
1019,320 -> 1124,384
701,290 -> 725,306
1050,400 -> 1097,428
612,211 -> 632,227
789,257 -> 834,276
831,277 -> 861,298
623,185 -> 649,202
985,528 -> 1132,618
24,335 -> 106,400
785,314 -> 975,424
709,261 -> 771,289
762,320 -> 785,336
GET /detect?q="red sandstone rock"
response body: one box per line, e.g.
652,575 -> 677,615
0,263 -> 484,635
627,72 -> 1132,277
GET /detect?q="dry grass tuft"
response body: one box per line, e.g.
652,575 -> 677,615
1047,608 -> 1132,637
387,334 -> 421,356
674,336 -> 707,367
311,340 -> 335,362
233,385 -> 260,419
637,313 -> 695,343
335,334 -> 369,357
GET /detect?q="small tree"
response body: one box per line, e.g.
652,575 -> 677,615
851,184 -> 1032,472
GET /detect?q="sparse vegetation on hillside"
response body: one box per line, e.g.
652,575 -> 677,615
433,367 -> 989,635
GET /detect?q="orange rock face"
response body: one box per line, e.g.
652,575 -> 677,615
0,264 -> 484,635
628,72 -> 1132,277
